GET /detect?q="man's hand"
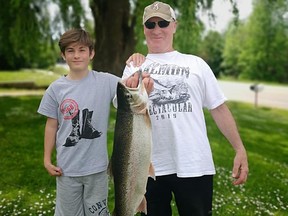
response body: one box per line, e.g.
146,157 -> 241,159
124,71 -> 154,95
232,149 -> 248,185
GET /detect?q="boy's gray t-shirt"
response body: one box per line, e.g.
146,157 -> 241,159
38,70 -> 120,176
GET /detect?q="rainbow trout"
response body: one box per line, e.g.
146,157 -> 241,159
111,76 -> 154,216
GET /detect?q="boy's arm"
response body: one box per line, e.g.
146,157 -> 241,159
126,52 -> 146,67
44,117 -> 62,176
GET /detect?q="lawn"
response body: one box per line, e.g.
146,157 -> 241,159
0,66 -> 67,88
0,95 -> 287,216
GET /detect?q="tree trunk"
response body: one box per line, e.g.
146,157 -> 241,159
90,0 -> 136,77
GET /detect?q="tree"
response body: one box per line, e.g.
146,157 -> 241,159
197,31 -> 224,77
1,0 -> 242,76
88,0 -> 216,76
90,0 -> 136,75
222,0 -> 288,82
0,1 -> 57,70
239,0 -> 288,82
222,22 -> 248,78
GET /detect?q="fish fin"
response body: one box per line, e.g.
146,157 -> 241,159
137,196 -> 147,214
148,163 -> 156,180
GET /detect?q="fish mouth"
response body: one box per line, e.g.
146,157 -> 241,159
119,80 -> 146,98
119,70 -> 144,94
123,70 -> 143,90
117,76 -> 148,114
120,81 -> 140,91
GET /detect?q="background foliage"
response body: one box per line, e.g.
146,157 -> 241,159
0,0 -> 287,81
222,0 -> 288,82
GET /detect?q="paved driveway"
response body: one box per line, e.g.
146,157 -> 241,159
0,81 -> 287,110
218,81 -> 288,110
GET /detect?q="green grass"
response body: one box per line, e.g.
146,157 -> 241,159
206,103 -> 288,216
0,70 -> 287,215
0,96 -> 287,216
0,66 -> 67,87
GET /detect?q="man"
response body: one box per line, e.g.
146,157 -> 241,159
124,1 -> 249,216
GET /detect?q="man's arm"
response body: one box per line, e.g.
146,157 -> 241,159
210,103 -> 249,185
44,117 -> 62,176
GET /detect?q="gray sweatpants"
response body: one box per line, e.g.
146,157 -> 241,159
55,171 -> 110,216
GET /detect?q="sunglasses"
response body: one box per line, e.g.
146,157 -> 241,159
144,20 -> 170,29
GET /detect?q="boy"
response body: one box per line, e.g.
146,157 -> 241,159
38,28 -> 152,216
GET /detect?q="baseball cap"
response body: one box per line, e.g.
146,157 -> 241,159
143,1 -> 176,24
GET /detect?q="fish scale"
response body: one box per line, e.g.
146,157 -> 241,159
111,80 -> 154,216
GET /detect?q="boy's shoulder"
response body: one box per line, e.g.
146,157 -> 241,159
47,75 -> 65,86
90,70 -> 120,80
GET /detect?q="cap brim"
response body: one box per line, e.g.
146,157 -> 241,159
143,13 -> 175,24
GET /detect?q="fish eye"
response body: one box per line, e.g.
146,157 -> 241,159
125,93 -> 133,100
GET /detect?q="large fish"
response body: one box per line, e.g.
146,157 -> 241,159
110,74 -> 154,216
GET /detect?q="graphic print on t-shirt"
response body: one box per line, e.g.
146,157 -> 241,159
61,99 -> 102,147
60,99 -> 79,120
151,77 -> 190,104
143,62 -> 193,120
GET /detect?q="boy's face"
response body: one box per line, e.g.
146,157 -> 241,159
62,42 -> 94,73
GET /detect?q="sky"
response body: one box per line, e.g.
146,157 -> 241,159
200,0 -> 253,32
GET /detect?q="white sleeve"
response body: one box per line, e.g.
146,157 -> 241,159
199,58 -> 227,109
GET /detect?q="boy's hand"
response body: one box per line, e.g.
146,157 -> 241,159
126,53 -> 146,67
44,162 -> 63,176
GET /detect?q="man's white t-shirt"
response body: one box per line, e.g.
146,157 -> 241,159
122,51 -> 227,177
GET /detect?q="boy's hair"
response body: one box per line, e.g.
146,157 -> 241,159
58,28 -> 94,54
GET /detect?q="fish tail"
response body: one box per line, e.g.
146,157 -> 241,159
137,197 -> 147,215
149,163 -> 156,180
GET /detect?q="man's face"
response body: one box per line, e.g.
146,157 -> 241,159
62,43 -> 94,73
144,17 -> 177,54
